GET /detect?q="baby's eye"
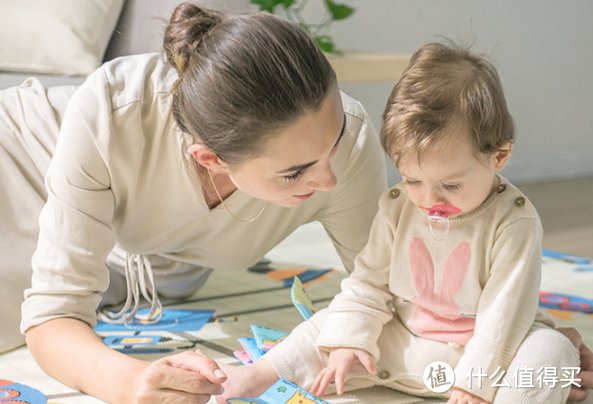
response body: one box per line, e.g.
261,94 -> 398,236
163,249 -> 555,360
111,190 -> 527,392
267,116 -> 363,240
404,180 -> 421,186
443,183 -> 461,191
284,170 -> 304,182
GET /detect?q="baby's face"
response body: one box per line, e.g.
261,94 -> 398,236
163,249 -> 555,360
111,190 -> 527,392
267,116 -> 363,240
397,129 -> 509,217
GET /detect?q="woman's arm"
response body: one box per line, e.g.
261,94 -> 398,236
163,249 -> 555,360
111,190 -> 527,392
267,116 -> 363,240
26,318 -> 226,404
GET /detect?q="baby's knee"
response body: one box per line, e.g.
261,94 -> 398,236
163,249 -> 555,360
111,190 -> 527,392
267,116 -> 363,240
521,326 -> 580,367
494,327 -> 580,404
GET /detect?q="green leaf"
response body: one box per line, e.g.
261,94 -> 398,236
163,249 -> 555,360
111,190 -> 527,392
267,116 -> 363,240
324,0 -> 355,20
250,0 -> 285,13
298,22 -> 312,33
280,0 -> 295,7
315,35 -> 335,53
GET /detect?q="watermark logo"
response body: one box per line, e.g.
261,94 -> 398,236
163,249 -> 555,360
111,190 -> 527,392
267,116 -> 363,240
466,366 -> 581,389
424,361 -> 455,393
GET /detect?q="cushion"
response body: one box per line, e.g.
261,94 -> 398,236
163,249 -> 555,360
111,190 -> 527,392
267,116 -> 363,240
0,0 -> 126,76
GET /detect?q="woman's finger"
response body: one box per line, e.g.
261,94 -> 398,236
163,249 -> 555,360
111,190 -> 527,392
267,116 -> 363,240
143,353 -> 225,396
567,386 -> 589,403
141,362 -> 221,396
579,343 -> 593,375
164,351 -> 227,383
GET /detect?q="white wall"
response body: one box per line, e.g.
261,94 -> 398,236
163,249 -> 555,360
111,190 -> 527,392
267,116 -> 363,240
107,0 -> 593,186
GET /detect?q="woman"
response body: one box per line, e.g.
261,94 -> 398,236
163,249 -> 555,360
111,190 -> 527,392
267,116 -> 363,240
1,3 -> 590,404
4,3 -> 383,404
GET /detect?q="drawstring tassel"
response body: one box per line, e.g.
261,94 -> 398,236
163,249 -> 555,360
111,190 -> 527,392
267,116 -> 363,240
98,254 -> 163,325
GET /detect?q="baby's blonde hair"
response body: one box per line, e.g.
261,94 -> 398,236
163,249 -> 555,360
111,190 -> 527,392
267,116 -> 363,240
381,40 -> 515,167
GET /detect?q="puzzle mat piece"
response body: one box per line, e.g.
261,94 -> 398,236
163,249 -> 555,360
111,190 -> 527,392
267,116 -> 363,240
179,266 -> 344,305
0,348 -> 104,404
229,378 -> 331,404
541,254 -> 593,300
0,378 -> 51,404
95,309 -> 214,332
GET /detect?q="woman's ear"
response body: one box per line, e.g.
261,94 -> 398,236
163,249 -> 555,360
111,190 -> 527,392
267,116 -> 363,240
189,144 -> 229,171
493,142 -> 513,172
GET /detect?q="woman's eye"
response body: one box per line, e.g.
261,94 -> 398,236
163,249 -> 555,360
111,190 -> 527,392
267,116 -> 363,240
443,183 -> 461,190
284,170 -> 304,182
404,180 -> 421,186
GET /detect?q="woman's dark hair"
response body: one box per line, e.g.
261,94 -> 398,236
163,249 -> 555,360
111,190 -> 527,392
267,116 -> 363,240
163,2 -> 337,165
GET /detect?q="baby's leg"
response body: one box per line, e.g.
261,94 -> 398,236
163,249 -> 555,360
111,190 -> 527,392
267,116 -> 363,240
493,322 -> 580,404
216,309 -> 332,403
215,359 -> 279,404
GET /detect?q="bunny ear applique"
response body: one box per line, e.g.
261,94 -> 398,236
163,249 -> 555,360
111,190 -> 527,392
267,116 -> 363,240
408,238 -> 436,295
408,238 -> 471,312
440,242 -> 471,301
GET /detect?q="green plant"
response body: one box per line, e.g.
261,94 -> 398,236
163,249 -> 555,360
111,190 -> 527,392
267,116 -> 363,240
250,0 -> 355,53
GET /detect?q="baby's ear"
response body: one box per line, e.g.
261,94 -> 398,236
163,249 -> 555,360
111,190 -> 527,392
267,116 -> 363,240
493,142 -> 513,171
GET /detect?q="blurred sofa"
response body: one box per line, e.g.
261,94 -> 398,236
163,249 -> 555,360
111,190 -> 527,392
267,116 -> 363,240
0,0 -> 253,90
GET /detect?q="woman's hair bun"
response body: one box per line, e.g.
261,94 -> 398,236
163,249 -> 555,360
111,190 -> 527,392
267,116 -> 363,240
163,2 -> 223,74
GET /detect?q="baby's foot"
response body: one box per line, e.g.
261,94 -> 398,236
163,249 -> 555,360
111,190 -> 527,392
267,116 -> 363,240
215,359 -> 279,404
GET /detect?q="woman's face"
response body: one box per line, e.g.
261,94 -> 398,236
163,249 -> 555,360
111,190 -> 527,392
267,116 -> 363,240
226,87 -> 345,207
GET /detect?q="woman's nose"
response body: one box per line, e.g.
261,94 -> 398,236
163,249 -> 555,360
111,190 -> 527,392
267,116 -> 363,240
307,163 -> 337,191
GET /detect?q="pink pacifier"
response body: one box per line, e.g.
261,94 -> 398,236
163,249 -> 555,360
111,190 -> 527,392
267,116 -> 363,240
420,205 -> 461,240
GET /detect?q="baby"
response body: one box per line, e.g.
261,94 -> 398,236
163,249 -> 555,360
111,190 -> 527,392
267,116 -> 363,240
217,40 -> 580,404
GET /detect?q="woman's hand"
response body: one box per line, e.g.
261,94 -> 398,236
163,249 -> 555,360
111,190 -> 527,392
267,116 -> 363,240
557,327 -> 593,403
309,347 -> 376,397
447,387 -> 490,404
26,318 -> 226,404
135,350 -> 227,404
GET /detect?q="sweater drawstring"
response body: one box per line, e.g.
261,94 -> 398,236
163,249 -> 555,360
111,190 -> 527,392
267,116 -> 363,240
98,253 -> 163,324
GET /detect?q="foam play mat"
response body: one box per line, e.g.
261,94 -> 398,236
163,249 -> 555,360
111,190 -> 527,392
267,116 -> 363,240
1,248 -> 592,404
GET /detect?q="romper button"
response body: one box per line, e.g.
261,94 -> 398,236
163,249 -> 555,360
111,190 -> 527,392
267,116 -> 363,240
515,197 -> 525,207
378,370 -> 390,379
389,189 -> 400,199
497,184 -> 506,193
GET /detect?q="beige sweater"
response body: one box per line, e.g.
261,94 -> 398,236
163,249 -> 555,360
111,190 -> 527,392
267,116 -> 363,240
316,177 -> 550,399
20,53 -> 386,333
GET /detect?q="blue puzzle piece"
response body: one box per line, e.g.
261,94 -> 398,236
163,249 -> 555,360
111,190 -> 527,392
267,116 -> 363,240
95,309 -> 214,332
238,337 -> 264,363
0,379 -> 47,404
250,325 -> 288,352
543,249 -> 591,265
282,269 -> 332,288
227,378 -> 329,404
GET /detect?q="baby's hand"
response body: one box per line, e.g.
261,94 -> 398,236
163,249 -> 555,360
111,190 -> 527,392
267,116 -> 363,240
309,347 -> 376,397
447,387 -> 490,404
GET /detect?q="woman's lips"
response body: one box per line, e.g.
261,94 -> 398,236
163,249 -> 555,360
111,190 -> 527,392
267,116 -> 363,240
294,191 -> 315,200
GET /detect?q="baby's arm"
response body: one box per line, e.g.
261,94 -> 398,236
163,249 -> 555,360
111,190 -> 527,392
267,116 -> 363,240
316,203 -> 396,361
310,347 -> 377,397
453,217 -> 543,401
